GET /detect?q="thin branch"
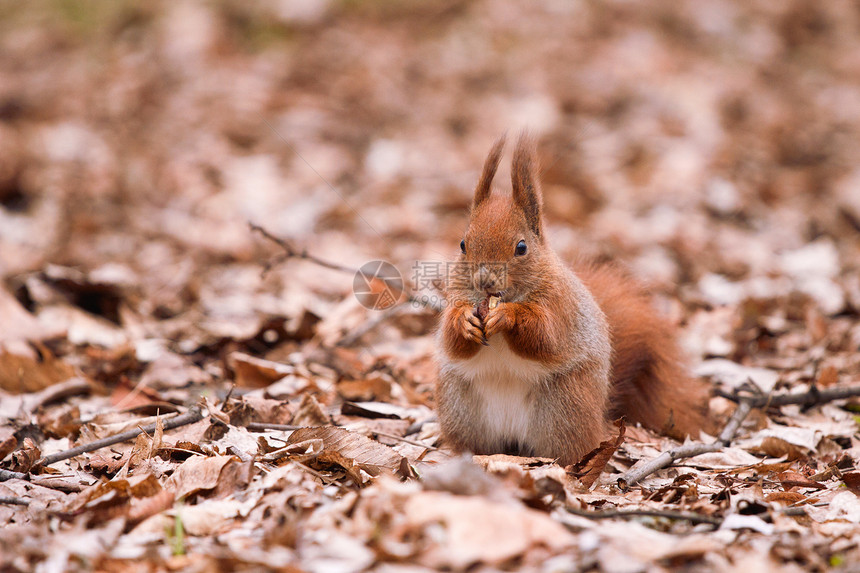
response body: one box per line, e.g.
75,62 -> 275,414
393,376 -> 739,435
373,430 -> 438,451
718,399 -> 753,445
247,422 -> 302,432
227,446 -> 253,463
565,502 -> 821,526
620,383 -> 860,489
0,496 -> 30,506
249,221 -> 443,313
0,469 -> 28,482
566,506 -> 722,526
293,460 -> 331,484
35,408 -> 203,468
618,442 -> 722,490
250,222 -> 356,275
618,397 -> 755,489
716,384 -> 860,409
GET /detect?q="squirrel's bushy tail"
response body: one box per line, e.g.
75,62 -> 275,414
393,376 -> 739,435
577,263 -> 713,439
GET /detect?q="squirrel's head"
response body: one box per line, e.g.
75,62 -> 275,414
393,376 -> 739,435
456,133 -> 547,301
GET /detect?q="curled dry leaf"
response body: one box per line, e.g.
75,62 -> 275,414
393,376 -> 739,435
764,491 -> 808,505
261,438 -> 325,463
37,405 -> 82,439
777,471 -> 825,491
165,455 -> 242,500
229,351 -> 294,388
0,348 -> 77,394
339,401 -> 403,420
290,393 -> 328,427
72,473 -> 163,508
570,419 -> 626,488
337,375 -> 392,402
755,436 -> 806,461
0,428 -> 16,460
224,395 -> 294,426
841,472 -> 860,496
66,473 -> 164,526
286,426 -> 406,479
10,438 -> 41,473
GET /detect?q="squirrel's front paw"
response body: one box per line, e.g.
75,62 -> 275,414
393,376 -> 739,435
461,307 -> 489,346
483,304 -> 510,339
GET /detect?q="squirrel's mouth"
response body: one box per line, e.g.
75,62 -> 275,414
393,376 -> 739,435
485,291 -> 504,299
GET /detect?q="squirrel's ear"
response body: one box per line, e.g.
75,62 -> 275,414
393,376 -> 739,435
511,132 -> 543,237
473,135 -> 506,208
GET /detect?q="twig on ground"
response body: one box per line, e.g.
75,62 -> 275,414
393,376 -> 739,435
717,399 -> 754,445
293,460 -> 331,483
618,397 -> 755,489
715,384 -> 860,409
373,430 -> 438,451
0,496 -> 30,506
0,469 -> 28,482
247,422 -> 302,432
35,408 -> 204,468
250,222 -> 356,275
620,383 -> 860,489
566,506 -> 723,526
565,502 -> 820,527
249,221 -> 444,313
227,446 -> 253,463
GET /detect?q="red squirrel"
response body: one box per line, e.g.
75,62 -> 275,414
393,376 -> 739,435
435,133 -> 711,466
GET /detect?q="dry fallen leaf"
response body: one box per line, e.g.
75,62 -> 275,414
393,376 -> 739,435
229,351 -> 294,388
337,375 -> 392,402
0,348 -> 77,394
755,436 -> 806,461
777,471 -> 825,491
286,426 -> 406,478
0,287 -> 63,350
764,491 -> 808,505
9,437 -> 41,473
570,419 -> 626,488
290,393 -> 329,427
165,455 -> 243,500
0,427 -> 17,460
404,490 -> 575,569
842,472 -> 860,496
816,365 -> 839,388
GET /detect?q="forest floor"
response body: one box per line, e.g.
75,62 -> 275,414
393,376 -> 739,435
1,1 -> 860,571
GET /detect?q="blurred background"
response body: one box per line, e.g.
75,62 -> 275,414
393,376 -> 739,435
1,0 -> 858,377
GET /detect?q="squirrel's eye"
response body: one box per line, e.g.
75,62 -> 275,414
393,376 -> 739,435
460,239 -> 466,254
515,240 -> 527,256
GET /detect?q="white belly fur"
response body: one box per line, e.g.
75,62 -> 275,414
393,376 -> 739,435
449,337 -> 552,445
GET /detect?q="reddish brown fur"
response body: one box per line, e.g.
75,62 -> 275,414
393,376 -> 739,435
576,263 -> 713,438
435,133 -> 712,465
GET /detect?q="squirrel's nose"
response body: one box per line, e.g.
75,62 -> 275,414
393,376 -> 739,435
474,264 -> 501,291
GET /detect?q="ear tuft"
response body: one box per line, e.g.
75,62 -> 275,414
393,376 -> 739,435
473,134 -> 506,208
511,131 -> 543,237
